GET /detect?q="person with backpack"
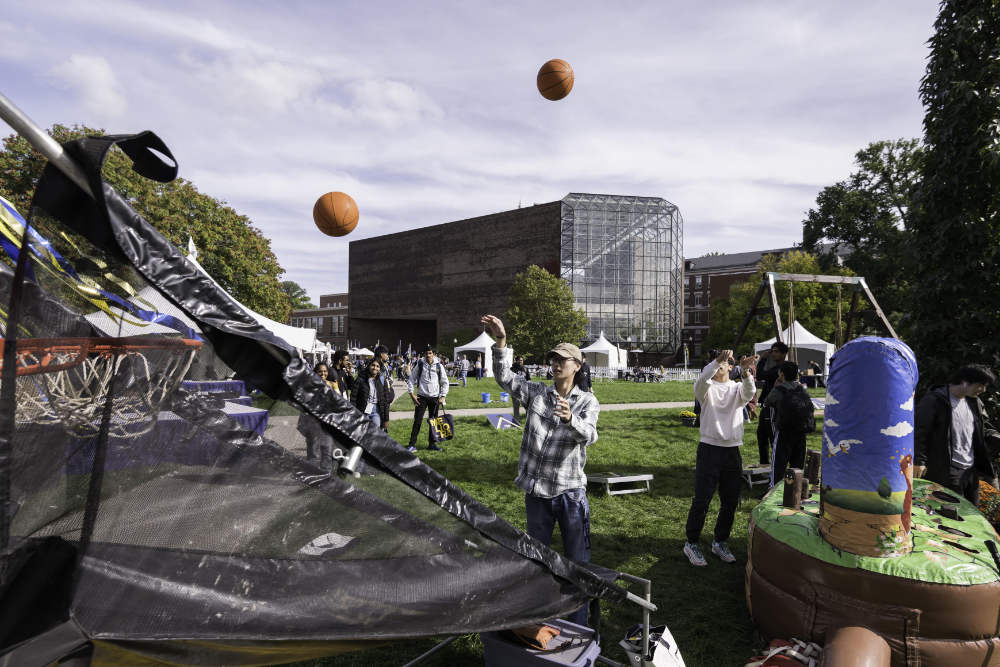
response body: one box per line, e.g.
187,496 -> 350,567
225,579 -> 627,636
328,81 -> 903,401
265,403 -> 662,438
683,349 -> 757,567
406,344 -> 450,452
764,361 -> 815,487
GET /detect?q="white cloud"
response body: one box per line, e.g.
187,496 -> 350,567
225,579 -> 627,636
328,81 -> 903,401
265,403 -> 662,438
49,54 -> 127,119
824,418 -> 838,427
900,395 -> 914,411
880,422 -> 914,438
0,1 -> 939,301
825,394 -> 840,405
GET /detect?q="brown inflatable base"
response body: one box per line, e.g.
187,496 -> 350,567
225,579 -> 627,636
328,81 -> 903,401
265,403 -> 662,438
746,524 -> 1000,666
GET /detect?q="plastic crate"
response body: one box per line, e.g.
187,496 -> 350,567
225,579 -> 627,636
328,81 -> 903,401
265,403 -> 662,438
481,618 -> 600,667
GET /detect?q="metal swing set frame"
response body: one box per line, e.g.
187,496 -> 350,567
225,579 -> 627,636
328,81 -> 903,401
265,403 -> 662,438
730,272 -> 899,352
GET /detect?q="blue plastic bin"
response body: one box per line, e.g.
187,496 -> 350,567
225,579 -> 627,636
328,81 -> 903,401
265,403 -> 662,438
481,392 -> 491,403
500,392 -> 510,403
481,618 -> 600,666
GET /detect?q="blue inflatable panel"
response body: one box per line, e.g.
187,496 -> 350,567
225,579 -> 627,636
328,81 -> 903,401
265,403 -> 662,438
822,337 -> 918,507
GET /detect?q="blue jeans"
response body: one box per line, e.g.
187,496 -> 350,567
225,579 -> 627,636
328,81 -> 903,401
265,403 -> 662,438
367,410 -> 382,429
459,370 -> 467,387
525,489 -> 591,626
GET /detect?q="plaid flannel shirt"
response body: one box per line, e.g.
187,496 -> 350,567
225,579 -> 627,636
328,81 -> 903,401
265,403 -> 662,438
493,346 -> 599,497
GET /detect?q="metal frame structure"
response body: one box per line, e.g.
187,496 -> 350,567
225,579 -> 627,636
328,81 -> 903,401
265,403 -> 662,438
731,272 -> 898,350
559,193 -> 684,355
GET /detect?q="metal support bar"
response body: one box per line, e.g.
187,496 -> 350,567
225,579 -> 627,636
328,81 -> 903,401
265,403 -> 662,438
767,274 -> 783,342
857,278 -> 899,339
766,272 -> 865,285
0,92 -> 94,198
401,636 -> 461,667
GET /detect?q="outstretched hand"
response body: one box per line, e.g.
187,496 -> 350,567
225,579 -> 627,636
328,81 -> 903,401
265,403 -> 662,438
739,354 -> 759,371
480,314 -> 507,345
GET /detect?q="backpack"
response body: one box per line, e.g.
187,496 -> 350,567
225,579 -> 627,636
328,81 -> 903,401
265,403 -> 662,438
778,385 -> 816,434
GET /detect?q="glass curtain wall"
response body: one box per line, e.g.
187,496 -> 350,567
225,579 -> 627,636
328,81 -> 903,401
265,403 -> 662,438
560,193 -> 683,354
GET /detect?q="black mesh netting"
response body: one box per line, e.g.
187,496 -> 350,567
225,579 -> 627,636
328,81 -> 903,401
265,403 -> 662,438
0,132 -> 625,666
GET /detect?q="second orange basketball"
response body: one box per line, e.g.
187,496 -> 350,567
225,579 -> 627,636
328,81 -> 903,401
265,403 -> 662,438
313,191 -> 359,237
536,59 -> 574,101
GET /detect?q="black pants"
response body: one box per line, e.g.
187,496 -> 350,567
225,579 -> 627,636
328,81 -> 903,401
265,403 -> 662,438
770,429 -> 807,487
408,396 -> 440,447
756,412 -> 773,465
685,443 -> 743,544
946,465 -> 980,505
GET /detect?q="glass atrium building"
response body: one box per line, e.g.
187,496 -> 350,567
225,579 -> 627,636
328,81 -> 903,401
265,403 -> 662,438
560,193 -> 684,354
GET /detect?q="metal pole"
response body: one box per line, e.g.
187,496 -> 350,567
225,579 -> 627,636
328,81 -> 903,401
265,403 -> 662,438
0,92 -> 94,198
400,636 -> 460,667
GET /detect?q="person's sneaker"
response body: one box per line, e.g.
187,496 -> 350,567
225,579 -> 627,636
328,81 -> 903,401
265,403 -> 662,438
428,443 -> 444,451
711,541 -> 737,563
683,542 -> 707,567
406,445 -> 417,453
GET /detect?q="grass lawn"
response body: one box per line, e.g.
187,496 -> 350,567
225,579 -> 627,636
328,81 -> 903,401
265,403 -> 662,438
297,407 -> 824,667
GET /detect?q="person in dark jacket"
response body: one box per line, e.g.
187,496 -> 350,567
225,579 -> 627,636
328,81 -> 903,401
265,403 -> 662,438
914,364 -> 999,505
330,350 -> 354,399
353,358 -> 391,431
755,341 -> 788,465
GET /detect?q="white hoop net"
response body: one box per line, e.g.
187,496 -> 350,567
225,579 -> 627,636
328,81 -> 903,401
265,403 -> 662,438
11,342 -> 198,439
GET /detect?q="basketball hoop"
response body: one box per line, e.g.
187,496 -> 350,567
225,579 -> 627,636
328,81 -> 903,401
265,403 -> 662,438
1,336 -> 201,438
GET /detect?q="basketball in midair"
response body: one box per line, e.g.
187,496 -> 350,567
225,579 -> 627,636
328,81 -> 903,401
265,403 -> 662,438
537,59 -> 574,101
313,191 -> 359,237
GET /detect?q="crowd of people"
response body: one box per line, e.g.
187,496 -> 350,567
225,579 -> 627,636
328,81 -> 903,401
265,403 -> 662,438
302,329 -> 1000,586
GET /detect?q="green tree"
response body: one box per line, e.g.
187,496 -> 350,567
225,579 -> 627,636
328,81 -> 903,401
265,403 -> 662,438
801,139 -> 922,334
503,265 -> 588,362
909,0 -> 1000,402
706,251 -> 856,355
0,124 -> 290,321
280,280 -> 315,310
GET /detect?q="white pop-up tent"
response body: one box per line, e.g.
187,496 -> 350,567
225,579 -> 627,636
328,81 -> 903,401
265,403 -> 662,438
754,320 -> 835,376
580,333 -> 628,369
453,331 -> 511,377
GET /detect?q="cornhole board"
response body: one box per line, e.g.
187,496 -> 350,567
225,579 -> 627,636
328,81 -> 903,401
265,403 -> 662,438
586,472 -> 653,496
486,413 -> 521,430
742,464 -> 771,487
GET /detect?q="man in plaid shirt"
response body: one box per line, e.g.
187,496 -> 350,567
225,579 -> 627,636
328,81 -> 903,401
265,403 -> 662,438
482,314 -> 599,626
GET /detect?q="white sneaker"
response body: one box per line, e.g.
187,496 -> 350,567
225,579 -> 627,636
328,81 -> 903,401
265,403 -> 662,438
711,540 -> 736,563
683,542 -> 707,567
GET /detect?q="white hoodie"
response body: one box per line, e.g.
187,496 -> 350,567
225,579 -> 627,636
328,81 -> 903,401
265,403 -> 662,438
694,360 -> 755,447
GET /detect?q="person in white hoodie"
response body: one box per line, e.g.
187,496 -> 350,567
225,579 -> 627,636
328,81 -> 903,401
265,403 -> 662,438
683,348 -> 757,566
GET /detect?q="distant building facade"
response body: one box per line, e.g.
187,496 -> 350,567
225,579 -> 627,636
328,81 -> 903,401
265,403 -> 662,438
289,292 -> 349,350
681,249 -> 795,360
348,193 -> 684,358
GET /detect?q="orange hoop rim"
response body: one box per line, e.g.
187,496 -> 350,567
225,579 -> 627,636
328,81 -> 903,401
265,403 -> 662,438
0,336 -> 202,376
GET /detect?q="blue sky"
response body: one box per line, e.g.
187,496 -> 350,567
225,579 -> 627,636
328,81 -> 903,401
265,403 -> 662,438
1,1 -> 938,303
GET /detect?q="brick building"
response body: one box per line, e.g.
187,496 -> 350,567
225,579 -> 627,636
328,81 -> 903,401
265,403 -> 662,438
289,292 -> 349,349
348,193 -> 684,357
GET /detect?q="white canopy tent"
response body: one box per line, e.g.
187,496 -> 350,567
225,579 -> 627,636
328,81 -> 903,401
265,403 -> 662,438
453,331 -> 511,377
754,320 -> 835,376
580,333 -> 628,369
186,253 -> 318,353
351,347 -> 375,357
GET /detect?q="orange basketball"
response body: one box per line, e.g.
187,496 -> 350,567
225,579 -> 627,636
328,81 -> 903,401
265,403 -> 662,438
537,59 -> 574,101
313,191 -> 359,237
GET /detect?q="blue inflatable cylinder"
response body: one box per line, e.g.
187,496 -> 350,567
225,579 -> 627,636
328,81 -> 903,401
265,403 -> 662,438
819,337 -> 919,557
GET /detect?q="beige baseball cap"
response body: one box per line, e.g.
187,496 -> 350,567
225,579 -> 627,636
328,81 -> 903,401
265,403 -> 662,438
547,342 -> 584,363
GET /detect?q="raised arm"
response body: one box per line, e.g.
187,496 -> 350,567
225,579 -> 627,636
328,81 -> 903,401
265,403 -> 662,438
481,313 -> 533,404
